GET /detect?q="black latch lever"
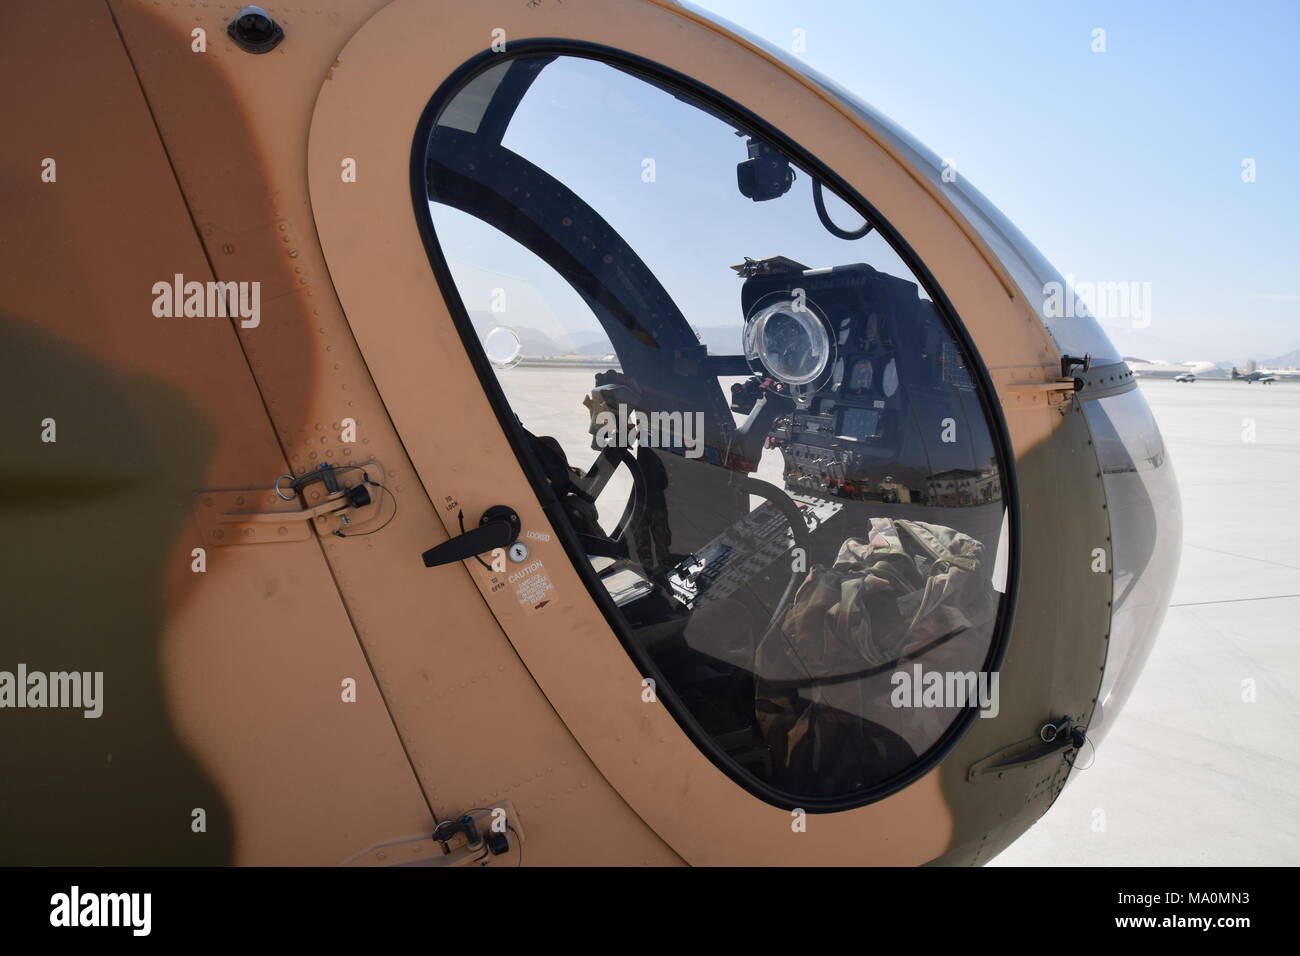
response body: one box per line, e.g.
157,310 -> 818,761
421,505 -> 521,568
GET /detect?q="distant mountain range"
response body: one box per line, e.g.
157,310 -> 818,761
466,312 -> 746,357
1263,346 -> 1300,367
465,311 -> 609,356
1126,348 -> 1300,369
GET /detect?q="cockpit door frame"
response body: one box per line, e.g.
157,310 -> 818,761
308,0 -> 1049,865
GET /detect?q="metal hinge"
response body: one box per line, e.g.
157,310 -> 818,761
341,802 -> 525,867
193,460 -> 387,545
967,716 -> 1087,781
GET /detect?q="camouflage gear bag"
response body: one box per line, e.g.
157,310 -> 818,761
754,517 -> 994,795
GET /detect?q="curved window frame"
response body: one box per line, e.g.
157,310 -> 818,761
410,40 -> 1021,812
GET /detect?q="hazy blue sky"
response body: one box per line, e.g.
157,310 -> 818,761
697,0 -> 1300,363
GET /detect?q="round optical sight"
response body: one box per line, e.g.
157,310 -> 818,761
744,298 -> 831,386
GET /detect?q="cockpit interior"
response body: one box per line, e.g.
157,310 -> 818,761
422,52 -> 1009,805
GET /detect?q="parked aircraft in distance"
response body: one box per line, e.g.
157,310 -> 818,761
1127,358 -> 1215,380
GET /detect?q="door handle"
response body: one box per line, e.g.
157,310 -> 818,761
421,505 -> 521,568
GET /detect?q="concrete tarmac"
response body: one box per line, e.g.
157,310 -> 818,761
993,379 -> 1300,865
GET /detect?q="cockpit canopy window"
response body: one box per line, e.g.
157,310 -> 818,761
420,52 -> 1011,805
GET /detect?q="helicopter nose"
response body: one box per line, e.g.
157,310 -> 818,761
1080,385 -> 1182,742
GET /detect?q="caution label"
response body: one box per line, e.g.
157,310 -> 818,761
509,560 -> 554,610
